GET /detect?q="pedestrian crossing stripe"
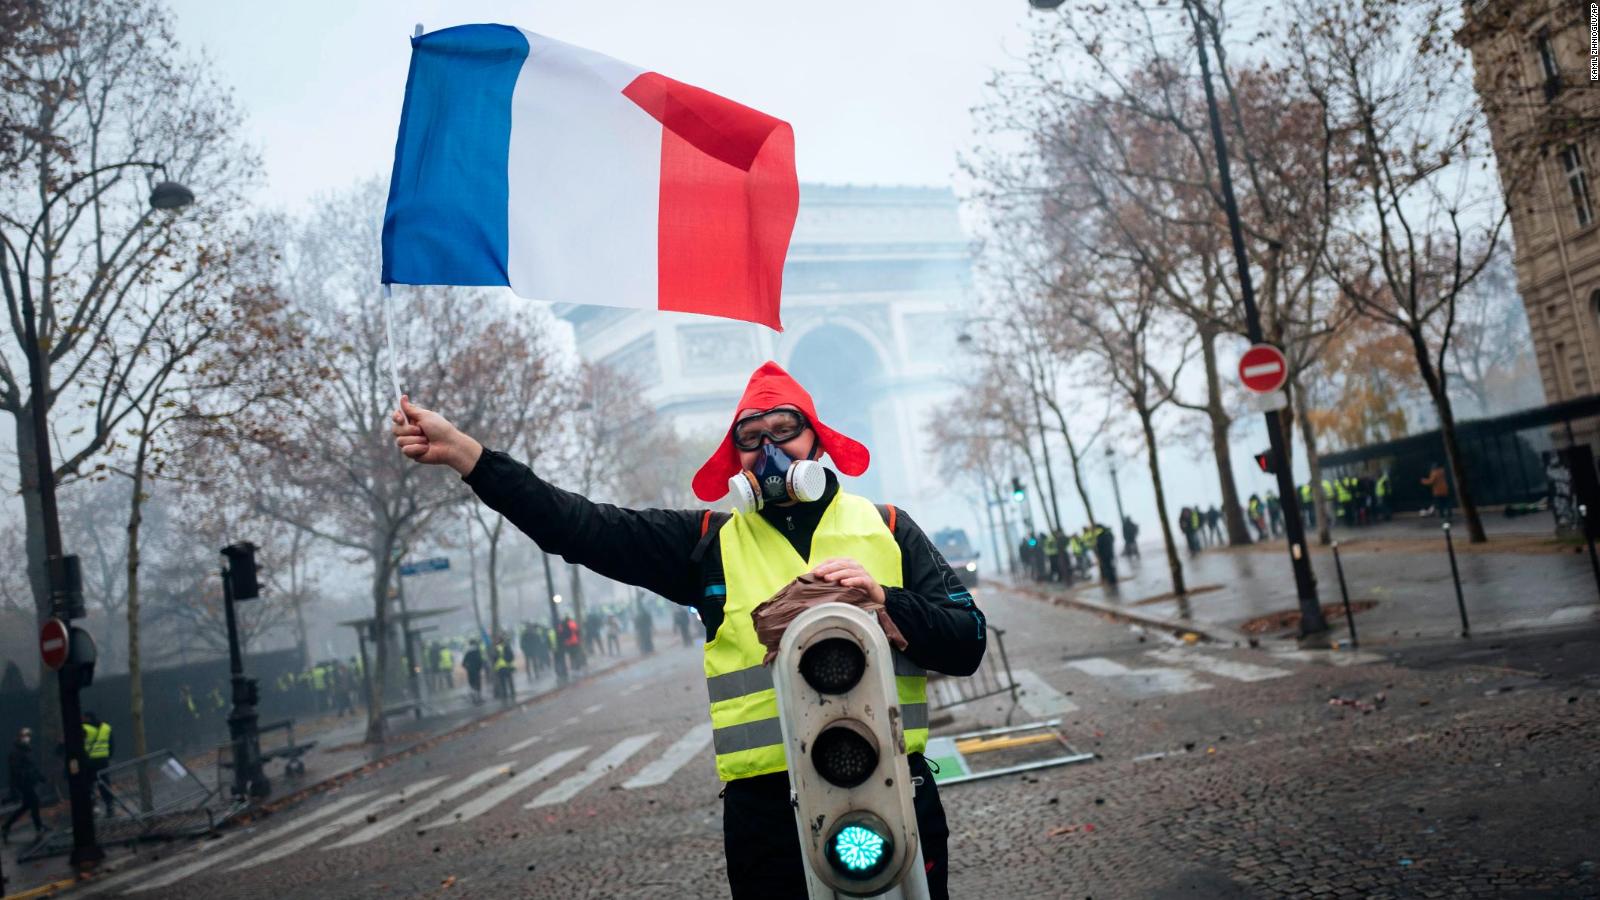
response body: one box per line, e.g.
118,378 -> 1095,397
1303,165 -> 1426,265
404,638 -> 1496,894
527,733 -> 658,808
420,746 -> 588,830
331,764 -> 510,848
1066,656 -> 1215,697
621,723 -> 711,789
1145,648 -> 1291,682
500,733 -> 544,755
126,790 -> 377,893
231,777 -> 446,871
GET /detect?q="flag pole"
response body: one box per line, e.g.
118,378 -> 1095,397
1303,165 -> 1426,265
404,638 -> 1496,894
382,283 -> 407,425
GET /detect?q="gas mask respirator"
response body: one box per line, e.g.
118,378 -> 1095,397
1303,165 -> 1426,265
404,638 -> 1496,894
728,443 -> 827,512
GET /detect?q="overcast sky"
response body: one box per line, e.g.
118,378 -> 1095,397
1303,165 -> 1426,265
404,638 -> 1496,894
168,0 -> 1041,211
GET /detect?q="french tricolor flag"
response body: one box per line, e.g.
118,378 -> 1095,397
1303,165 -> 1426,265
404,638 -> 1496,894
381,25 -> 799,331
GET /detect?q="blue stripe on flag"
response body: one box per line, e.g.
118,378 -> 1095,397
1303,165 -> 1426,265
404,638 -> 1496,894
382,24 -> 527,287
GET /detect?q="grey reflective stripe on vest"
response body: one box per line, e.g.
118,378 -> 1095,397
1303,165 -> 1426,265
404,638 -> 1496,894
892,652 -> 924,678
706,664 -> 775,704
712,717 -> 784,755
902,703 -> 928,731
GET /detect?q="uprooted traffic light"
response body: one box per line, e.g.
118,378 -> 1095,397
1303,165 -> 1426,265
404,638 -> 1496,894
774,603 -> 928,899
1254,449 -> 1277,475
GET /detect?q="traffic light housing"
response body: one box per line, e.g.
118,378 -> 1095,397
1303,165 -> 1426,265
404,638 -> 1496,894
1011,476 -> 1025,503
221,541 -> 260,601
773,603 -> 926,897
1254,449 -> 1277,475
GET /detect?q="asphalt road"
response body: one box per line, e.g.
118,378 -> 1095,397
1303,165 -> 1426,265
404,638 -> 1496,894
66,581 -> 1600,899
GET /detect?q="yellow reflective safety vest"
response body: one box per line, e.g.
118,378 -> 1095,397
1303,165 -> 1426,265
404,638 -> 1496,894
707,491 -> 928,782
84,723 -> 112,760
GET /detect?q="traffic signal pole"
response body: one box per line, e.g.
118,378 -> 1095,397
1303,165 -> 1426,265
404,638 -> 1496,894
1188,2 -> 1327,638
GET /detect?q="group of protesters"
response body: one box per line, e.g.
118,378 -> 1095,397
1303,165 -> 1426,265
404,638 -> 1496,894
1017,520 -> 1124,586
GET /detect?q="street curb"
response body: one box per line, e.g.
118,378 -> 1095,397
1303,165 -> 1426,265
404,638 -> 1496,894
57,651 -> 661,894
998,578 -> 1257,647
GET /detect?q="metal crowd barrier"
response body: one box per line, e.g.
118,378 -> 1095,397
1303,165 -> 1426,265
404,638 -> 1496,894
924,625 -> 1022,725
18,749 -> 229,861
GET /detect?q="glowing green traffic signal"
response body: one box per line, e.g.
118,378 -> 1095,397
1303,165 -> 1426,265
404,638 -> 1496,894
835,825 -> 886,871
825,813 -> 894,879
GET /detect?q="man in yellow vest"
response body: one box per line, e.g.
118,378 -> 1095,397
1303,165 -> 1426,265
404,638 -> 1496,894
393,361 -> 985,900
81,711 -> 115,817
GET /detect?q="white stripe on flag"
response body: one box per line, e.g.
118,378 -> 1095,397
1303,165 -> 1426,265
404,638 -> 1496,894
506,31 -> 659,310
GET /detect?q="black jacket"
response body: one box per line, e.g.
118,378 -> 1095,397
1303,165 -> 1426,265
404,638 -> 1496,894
8,741 -> 42,793
464,449 -> 986,676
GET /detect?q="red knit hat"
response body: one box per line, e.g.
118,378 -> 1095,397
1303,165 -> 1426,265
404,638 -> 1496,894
691,361 -> 870,502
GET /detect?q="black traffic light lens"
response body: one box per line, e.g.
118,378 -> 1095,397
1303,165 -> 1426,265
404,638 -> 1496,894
799,638 -> 866,694
825,811 -> 895,880
812,724 -> 879,788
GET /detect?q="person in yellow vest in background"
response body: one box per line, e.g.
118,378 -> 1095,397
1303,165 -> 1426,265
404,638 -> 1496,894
81,711 -> 115,817
393,361 -> 986,900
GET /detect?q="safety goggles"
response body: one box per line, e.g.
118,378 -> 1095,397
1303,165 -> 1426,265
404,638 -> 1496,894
731,408 -> 810,451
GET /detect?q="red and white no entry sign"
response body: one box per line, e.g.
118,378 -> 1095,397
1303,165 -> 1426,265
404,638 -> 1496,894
40,617 -> 69,670
1238,343 -> 1288,394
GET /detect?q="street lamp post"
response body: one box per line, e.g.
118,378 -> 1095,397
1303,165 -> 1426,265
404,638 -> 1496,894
2,162 -> 194,867
1105,445 -> 1126,526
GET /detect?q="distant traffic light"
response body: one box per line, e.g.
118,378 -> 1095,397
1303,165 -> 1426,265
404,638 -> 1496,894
773,603 -> 927,896
1011,476 -> 1026,503
221,541 -> 260,601
1254,449 -> 1277,475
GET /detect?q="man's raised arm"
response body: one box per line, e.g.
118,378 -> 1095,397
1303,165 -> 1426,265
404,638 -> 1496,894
393,395 -> 703,604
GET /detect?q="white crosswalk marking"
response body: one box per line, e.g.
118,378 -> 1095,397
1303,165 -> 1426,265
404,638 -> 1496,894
527,733 -> 658,808
500,733 -> 545,756
230,777 -> 446,871
1146,648 -> 1291,682
1269,648 -> 1383,667
331,764 -> 510,848
622,723 -> 712,789
1067,656 -> 1214,698
621,682 -> 644,695
78,834 -> 241,897
126,790 -> 376,893
1010,669 -> 1080,717
582,703 -> 603,715
421,747 -> 586,830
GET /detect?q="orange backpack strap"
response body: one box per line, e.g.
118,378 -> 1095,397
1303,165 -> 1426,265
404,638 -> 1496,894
700,509 -> 713,539
875,503 -> 898,533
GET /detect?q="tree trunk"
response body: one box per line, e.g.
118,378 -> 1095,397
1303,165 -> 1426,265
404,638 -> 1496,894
364,551 -> 392,744
569,564 -> 584,629
1138,407 -> 1186,597
1290,377 -> 1333,546
1042,398 -> 1097,525
16,408 -> 63,757
125,447 -> 155,812
487,529 -> 501,642
1199,329 -> 1252,545
1413,335 -> 1487,542
1031,389 -> 1067,530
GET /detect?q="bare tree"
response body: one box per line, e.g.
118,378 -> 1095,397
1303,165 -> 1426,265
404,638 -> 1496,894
0,0 -> 257,744
1296,0 -> 1509,542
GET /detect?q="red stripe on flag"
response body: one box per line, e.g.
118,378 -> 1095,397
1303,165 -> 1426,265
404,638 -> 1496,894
622,72 -> 798,331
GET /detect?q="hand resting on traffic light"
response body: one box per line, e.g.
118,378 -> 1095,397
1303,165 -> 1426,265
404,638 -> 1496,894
751,573 -> 908,666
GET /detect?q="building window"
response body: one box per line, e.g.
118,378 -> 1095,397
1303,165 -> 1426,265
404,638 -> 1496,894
1536,30 -> 1562,99
1560,144 -> 1594,228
